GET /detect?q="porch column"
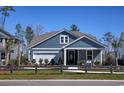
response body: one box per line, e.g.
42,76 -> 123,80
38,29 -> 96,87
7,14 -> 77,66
64,49 -> 66,66
28,50 -> 30,61
100,50 -> 103,64
0,52 -> 1,66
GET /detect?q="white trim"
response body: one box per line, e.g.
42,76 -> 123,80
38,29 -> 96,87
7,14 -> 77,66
100,50 -> 102,64
33,51 -> 59,53
65,48 -> 104,50
60,35 -> 69,44
2,39 -> 5,47
28,50 -> 30,61
28,28 -> 67,49
63,35 -> 105,48
32,48 -> 62,50
64,49 -> 66,66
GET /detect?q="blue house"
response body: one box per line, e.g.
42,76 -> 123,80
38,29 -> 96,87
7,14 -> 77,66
119,32 -> 124,59
0,28 -> 18,65
28,29 -> 105,66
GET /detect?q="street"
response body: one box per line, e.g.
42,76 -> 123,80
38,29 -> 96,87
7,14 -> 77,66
0,80 -> 124,86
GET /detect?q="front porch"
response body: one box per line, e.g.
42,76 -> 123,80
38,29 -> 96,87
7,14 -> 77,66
63,48 -> 103,66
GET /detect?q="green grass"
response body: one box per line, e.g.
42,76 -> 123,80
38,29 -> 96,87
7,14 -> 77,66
0,70 -> 124,80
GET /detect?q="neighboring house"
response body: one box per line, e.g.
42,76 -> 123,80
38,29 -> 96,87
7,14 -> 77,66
0,28 -> 17,65
28,29 -> 105,66
119,32 -> 124,59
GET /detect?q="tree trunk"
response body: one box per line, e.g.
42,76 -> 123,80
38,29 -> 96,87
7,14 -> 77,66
115,51 -> 118,66
2,16 -> 6,29
6,51 -> 10,65
17,42 -> 21,66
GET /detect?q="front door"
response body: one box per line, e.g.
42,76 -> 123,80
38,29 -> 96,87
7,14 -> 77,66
67,50 -> 77,65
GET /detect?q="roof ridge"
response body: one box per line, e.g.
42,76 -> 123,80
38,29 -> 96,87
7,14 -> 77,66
0,28 -> 15,38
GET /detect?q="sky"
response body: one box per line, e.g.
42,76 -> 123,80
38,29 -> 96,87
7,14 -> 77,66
1,6 -> 124,39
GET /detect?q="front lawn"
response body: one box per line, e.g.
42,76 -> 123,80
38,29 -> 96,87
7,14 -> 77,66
0,70 -> 124,80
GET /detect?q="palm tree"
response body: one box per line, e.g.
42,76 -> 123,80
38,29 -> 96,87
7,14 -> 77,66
5,39 -> 17,65
0,6 -> 15,28
111,38 -> 122,66
15,24 -> 22,66
25,26 -> 34,45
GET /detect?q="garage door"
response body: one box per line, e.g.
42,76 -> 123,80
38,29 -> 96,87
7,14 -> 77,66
33,54 -> 56,64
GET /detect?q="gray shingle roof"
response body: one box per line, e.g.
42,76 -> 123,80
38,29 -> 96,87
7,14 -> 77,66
29,30 -> 97,48
70,31 -> 97,40
29,31 -> 58,48
0,28 -> 15,38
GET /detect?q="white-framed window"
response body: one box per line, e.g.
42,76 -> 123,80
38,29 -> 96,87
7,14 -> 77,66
60,35 -> 69,44
0,38 -> 2,43
86,50 -> 93,60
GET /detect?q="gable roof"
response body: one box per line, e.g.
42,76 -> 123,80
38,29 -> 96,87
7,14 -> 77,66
62,35 -> 105,49
29,31 -> 59,48
28,29 -> 99,49
0,28 -> 15,38
70,31 -> 97,41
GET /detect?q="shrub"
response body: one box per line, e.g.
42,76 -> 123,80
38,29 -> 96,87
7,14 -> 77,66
44,59 -> 49,65
51,59 -> 55,65
103,55 -> 115,66
2,60 -> 6,65
39,58 -> 43,65
21,55 -> 28,65
31,59 -> 36,64
9,59 -> 17,66
79,60 -> 85,65
94,61 -> 101,66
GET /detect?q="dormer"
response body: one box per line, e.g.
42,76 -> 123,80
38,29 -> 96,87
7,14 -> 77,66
60,35 -> 69,44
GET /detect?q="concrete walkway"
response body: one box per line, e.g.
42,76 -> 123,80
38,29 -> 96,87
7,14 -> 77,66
64,70 -> 124,74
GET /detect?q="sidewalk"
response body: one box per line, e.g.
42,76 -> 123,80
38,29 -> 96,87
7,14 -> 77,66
64,70 -> 124,74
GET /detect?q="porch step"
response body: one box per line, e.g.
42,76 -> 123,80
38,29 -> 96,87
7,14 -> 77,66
68,67 -> 78,70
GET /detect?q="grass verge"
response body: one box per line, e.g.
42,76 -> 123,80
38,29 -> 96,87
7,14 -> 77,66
0,70 -> 124,80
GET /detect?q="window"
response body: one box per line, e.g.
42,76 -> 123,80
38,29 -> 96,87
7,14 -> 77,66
65,36 -> 68,43
11,50 -> 14,53
1,52 -> 5,59
87,50 -> 93,60
60,36 -> 64,43
60,35 -> 69,44
0,38 -> 2,43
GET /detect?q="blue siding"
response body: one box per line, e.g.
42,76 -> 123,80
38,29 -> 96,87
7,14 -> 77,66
119,42 -> 124,59
79,50 -> 86,63
33,31 -> 77,48
66,37 -> 104,48
78,50 -> 101,63
93,50 -> 101,62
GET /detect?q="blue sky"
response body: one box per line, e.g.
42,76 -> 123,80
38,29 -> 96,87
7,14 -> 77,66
1,6 -> 124,39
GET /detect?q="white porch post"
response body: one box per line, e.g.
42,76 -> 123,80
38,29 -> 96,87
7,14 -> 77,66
28,50 -> 30,61
0,52 -> 1,65
100,50 -> 103,64
64,49 -> 66,66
